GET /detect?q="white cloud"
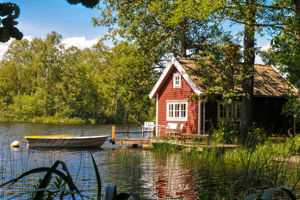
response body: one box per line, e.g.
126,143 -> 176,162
0,35 -> 103,59
0,36 -> 34,59
260,44 -> 271,52
255,44 -> 271,65
62,36 -> 101,49
0,39 -> 13,58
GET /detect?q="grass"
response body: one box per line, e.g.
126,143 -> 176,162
151,132 -> 300,199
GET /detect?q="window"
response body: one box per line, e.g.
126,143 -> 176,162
173,73 -> 181,88
167,101 -> 188,121
218,102 -> 241,121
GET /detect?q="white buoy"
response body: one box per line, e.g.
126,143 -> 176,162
11,140 -> 20,148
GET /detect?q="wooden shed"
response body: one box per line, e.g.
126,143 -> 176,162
149,57 -> 297,136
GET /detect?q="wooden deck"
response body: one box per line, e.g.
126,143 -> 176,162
151,138 -> 239,149
110,125 -> 238,149
112,137 -> 239,150
114,138 -> 150,145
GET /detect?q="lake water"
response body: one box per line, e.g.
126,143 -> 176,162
0,122 -> 202,199
0,122 -> 298,199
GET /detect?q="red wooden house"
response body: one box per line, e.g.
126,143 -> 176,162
149,57 -> 297,136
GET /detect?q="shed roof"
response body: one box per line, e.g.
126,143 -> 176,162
149,57 -> 297,99
178,58 -> 297,97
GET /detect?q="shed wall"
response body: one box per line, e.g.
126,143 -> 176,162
157,66 -> 198,135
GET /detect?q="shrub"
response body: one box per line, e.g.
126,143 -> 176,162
243,124 -> 267,147
211,121 -> 239,144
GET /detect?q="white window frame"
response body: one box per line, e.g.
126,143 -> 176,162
167,100 -> 188,121
217,101 -> 241,121
173,73 -> 181,88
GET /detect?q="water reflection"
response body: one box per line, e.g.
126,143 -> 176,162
0,122 -> 298,199
0,122 -> 204,199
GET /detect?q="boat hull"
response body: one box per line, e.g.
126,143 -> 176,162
25,135 -> 109,148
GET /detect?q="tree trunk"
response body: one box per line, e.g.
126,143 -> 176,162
179,20 -> 187,58
240,0 -> 256,138
298,80 -> 300,105
294,0 -> 300,104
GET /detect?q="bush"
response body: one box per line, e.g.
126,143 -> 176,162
211,121 -> 239,144
243,124 -> 267,147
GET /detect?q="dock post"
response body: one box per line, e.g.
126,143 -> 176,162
126,126 -> 129,138
112,125 -> 115,140
119,140 -> 122,148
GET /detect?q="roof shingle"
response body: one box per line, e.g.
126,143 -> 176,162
178,58 -> 297,97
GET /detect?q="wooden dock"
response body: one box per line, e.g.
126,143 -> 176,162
112,137 -> 239,150
110,125 -> 239,150
114,138 -> 150,145
150,138 -> 239,149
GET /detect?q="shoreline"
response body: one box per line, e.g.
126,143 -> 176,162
0,117 -> 140,126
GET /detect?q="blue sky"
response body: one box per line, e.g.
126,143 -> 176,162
7,0 -> 104,39
0,0 -> 270,63
0,0 -> 106,57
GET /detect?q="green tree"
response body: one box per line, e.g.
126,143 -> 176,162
96,0 -> 299,136
0,3 -> 23,42
0,32 -> 156,123
261,0 -> 300,104
97,41 -> 157,123
94,0 -> 225,59
190,42 -> 243,122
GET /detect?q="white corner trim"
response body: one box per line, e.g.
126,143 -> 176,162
149,57 -> 201,99
173,58 -> 201,95
149,58 -> 176,99
155,93 -> 158,136
270,65 -> 298,94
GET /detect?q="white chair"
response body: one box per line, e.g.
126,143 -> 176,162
142,121 -> 155,137
166,123 -> 184,137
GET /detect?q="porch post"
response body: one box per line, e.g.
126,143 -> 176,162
156,93 -> 159,137
198,100 -> 202,134
203,102 -> 206,134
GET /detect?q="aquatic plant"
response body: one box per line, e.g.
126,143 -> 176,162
241,187 -> 297,200
0,153 -> 142,200
0,159 -> 86,199
152,133 -> 300,199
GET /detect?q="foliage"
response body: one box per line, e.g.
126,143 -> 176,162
0,160 -> 84,199
94,0 -> 226,58
261,30 -> 299,86
0,153 -> 142,200
66,0 -> 99,8
211,121 -> 239,144
153,136 -> 300,199
242,187 -> 297,200
0,32 -> 156,124
282,97 -> 300,133
189,42 -> 244,123
190,42 -> 243,101
243,124 -> 267,147
0,3 -> 23,42
260,0 -> 300,97
210,122 -> 266,146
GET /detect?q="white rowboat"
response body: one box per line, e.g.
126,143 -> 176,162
24,134 -> 109,148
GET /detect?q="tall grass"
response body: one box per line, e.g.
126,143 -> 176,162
152,131 -> 300,199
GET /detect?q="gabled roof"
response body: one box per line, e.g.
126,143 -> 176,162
149,57 -> 298,99
149,58 -> 201,99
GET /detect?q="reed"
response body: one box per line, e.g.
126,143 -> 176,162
0,154 -> 100,200
151,131 -> 300,199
